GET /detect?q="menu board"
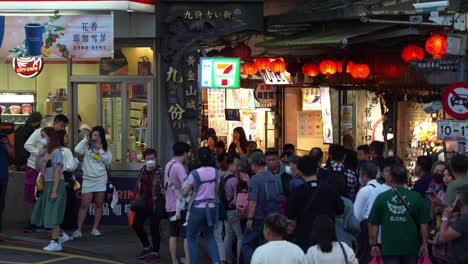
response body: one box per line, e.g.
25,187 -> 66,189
226,88 -> 256,110
208,89 -> 228,135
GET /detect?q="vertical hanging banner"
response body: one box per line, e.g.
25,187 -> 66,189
320,86 -> 333,144
0,15 -> 113,58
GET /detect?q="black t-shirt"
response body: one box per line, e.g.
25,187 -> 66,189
286,180 -> 344,251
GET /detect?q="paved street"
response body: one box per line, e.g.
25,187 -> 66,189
1,222 -> 210,264
0,240 -> 123,264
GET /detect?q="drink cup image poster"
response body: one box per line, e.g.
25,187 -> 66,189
0,15 -> 113,58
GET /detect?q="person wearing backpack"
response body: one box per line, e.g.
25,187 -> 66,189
220,154 -> 244,264
182,147 -> 220,264
14,112 -> 42,170
241,151 -> 282,264
286,155 -> 344,252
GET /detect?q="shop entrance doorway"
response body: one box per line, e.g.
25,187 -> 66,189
70,76 -> 154,170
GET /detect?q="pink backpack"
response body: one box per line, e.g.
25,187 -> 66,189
235,189 -> 249,218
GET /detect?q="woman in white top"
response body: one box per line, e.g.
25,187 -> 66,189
72,126 -> 112,238
306,215 -> 358,264
251,213 -> 306,264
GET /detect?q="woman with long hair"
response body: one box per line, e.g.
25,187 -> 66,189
429,167 -> 455,263
72,126 -> 112,238
31,127 -> 67,251
183,147 -> 220,264
228,127 -> 247,156
306,215 -> 358,264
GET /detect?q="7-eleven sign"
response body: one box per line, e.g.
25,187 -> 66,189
211,58 -> 240,89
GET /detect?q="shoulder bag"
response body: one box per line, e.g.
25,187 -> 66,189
338,242 -> 349,264
36,153 -> 52,192
393,187 -> 420,230
130,168 -> 150,211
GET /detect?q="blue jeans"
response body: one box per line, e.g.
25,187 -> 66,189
383,256 -> 418,264
187,207 -> 219,264
241,219 -> 264,264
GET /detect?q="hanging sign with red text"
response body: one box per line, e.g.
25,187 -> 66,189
254,83 -> 276,106
12,57 -> 43,78
442,82 -> 468,120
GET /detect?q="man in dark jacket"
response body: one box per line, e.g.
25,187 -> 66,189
13,112 -> 42,170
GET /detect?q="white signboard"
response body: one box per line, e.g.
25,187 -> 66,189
320,86 -> 333,144
437,119 -> 468,141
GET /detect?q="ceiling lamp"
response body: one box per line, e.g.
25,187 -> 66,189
232,43 -> 252,62
302,63 -> 319,77
425,34 -> 447,59
269,59 -> 286,73
351,64 -> 371,79
241,63 -> 258,76
401,44 -> 424,63
254,58 -> 271,71
320,60 -> 337,75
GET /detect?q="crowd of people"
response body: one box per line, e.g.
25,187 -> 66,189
1,114 -> 468,264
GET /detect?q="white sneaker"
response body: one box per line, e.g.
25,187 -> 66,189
71,230 -> 82,239
58,232 -> 73,244
90,228 -> 102,237
43,240 -> 63,252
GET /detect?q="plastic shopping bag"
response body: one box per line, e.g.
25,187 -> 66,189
417,256 -> 432,264
369,257 -> 384,264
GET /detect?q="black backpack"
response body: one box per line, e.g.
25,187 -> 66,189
14,124 -> 35,166
218,174 -> 237,220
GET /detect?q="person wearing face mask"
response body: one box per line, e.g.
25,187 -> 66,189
283,155 -> 303,195
130,148 -> 164,262
24,114 -> 68,232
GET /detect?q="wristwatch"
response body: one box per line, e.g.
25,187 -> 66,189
442,216 -> 449,222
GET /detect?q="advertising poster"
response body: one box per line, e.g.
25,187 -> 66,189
0,15 -> 113,58
341,104 -> 353,136
207,89 -> 228,135
320,86 -> 333,144
302,88 -> 321,111
225,88 -> 256,110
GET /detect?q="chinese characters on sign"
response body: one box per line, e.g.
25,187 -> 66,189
166,52 -> 200,130
3,15 -> 113,58
72,21 -> 108,52
254,83 -> 276,106
183,9 -> 233,20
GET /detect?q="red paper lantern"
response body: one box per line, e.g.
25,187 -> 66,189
346,61 -> 354,73
425,34 -> 447,59
241,63 -> 258,76
401,44 -> 424,63
269,59 -> 286,73
335,61 -> 343,73
254,58 -> 271,71
220,46 -> 234,57
286,58 -> 301,75
232,43 -> 252,62
319,60 -> 337,75
302,64 -> 319,77
351,64 -> 371,79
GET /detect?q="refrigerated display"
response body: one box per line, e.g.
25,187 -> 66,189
102,94 -> 123,163
0,92 -> 35,125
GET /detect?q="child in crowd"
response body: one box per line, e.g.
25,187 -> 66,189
170,175 -> 195,226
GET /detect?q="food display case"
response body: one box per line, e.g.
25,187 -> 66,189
0,92 -> 35,125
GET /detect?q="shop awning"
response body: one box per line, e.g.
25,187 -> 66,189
0,0 -> 155,13
257,23 -> 393,47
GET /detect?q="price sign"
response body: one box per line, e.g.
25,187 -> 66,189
437,120 -> 468,141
